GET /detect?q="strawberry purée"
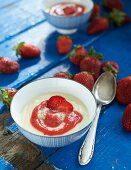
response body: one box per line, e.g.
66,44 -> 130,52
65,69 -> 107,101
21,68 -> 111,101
49,2 -> 85,16
30,100 -> 83,136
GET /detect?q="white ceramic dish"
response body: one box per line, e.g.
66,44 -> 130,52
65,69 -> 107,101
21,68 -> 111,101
41,0 -> 94,34
10,78 -> 97,147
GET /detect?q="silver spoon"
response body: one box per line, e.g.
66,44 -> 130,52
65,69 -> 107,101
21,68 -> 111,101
78,71 -> 116,165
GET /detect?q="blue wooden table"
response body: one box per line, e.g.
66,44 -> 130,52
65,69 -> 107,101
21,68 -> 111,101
0,0 -> 131,169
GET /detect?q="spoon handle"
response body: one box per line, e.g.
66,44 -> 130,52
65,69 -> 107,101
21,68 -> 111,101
78,104 -> 102,165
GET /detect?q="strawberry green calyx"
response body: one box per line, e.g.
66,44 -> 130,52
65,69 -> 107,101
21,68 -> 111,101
103,63 -> 118,76
69,45 -> 86,58
0,88 -> 17,108
109,9 -> 125,26
88,47 -> 103,60
12,42 -> 25,56
66,72 -> 73,79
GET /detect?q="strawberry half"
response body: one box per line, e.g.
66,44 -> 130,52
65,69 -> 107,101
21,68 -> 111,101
73,71 -> 94,90
90,4 -> 101,21
54,71 -> 73,79
103,0 -> 123,11
13,42 -> 41,58
69,45 -> 87,65
102,61 -> 119,76
87,17 -> 109,35
122,103 -> 131,131
109,9 -> 131,26
57,35 -> 73,54
0,57 -> 20,74
47,96 -> 65,110
0,88 -> 17,107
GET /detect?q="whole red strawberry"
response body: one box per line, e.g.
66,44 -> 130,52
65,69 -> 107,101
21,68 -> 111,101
122,103 -> 131,131
13,42 -> 41,58
87,17 -> 109,35
90,4 -> 101,21
102,61 -> 119,76
116,76 -> 131,105
69,45 -> 87,65
47,96 -> 73,113
73,72 -> 94,90
103,0 -> 123,11
109,9 -> 131,26
0,88 -> 17,107
0,57 -> 20,74
54,72 -> 73,79
57,35 -> 73,54
80,47 -> 103,80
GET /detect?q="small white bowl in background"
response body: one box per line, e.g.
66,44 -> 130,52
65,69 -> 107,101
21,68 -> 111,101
41,0 -> 94,34
10,78 -> 97,147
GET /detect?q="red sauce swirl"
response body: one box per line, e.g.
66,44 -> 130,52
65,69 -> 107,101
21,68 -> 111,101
30,99 -> 83,136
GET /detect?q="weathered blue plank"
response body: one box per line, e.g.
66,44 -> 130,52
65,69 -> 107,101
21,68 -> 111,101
0,0 -> 45,43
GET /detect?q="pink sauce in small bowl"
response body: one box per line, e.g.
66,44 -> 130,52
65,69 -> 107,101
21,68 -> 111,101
49,2 -> 85,17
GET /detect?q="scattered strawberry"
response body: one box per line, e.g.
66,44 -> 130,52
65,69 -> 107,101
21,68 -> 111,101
80,47 -> 103,80
90,4 -> 101,21
54,71 -> 73,79
87,17 -> 109,35
47,96 -> 73,113
57,35 -> 73,54
122,103 -> 131,131
73,71 -> 94,90
69,45 -> 87,65
109,9 -> 131,26
103,0 -> 123,11
116,76 -> 131,104
102,61 -> 119,76
0,88 -> 17,107
0,57 -> 20,74
13,42 -> 41,58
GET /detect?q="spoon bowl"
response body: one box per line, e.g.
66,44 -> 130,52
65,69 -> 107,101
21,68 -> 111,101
92,71 -> 116,105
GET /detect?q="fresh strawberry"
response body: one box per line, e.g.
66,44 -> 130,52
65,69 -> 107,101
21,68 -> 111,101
103,0 -> 123,11
73,72 -> 94,90
102,61 -> 119,76
47,96 -> 73,113
122,103 -> 131,131
80,47 -> 103,80
13,42 -> 41,58
87,17 -> 109,35
69,45 -> 87,65
0,57 -> 20,74
54,71 -> 73,79
90,4 -> 101,21
0,88 -> 17,107
57,35 -> 73,55
109,9 -> 131,26
116,76 -> 131,105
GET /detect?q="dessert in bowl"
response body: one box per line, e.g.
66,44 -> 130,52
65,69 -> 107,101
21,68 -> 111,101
10,78 -> 97,147
41,0 -> 94,34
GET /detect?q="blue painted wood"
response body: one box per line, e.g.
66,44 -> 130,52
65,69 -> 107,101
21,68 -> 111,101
0,0 -> 131,169
0,156 -> 16,170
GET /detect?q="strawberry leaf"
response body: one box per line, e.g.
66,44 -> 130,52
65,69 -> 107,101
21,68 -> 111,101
109,9 -> 126,26
88,47 -> 103,60
12,42 -> 25,56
